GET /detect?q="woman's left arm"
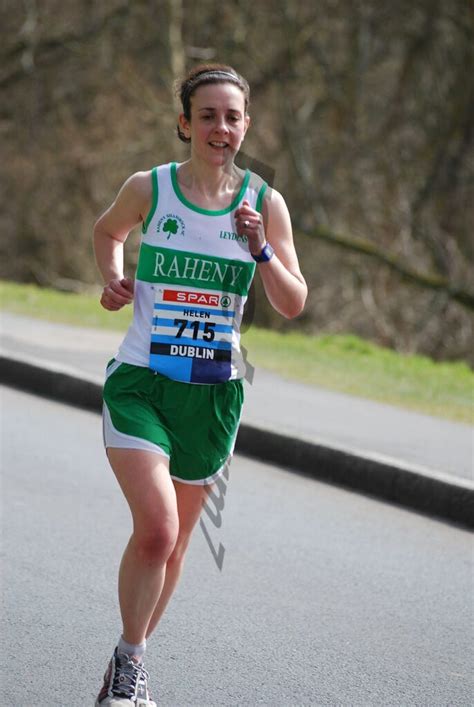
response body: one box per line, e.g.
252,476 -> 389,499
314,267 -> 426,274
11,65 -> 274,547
236,190 -> 308,319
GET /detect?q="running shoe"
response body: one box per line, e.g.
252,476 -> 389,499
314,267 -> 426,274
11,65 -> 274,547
95,648 -> 157,706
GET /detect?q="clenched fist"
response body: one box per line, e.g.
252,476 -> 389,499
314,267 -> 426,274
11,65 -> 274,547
100,277 -> 134,311
234,199 -> 267,256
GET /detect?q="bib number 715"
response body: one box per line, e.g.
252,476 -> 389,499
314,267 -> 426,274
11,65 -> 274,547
174,318 -> 216,342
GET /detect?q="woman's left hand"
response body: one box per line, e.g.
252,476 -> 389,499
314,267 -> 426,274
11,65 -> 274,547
235,200 -> 267,257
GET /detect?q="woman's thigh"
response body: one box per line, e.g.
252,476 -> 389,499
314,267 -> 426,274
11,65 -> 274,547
107,448 -> 179,538
172,479 -> 214,537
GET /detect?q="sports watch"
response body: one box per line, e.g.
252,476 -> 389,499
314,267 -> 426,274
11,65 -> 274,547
251,242 -> 274,263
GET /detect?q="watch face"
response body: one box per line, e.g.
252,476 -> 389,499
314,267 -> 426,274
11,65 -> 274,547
262,244 -> 274,261
252,243 -> 274,262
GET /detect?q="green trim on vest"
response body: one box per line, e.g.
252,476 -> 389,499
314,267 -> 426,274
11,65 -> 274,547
136,242 -> 256,295
170,162 -> 251,216
142,167 -> 159,233
256,182 -> 268,214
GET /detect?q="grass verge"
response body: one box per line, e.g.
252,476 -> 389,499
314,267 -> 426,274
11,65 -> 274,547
1,280 -> 472,424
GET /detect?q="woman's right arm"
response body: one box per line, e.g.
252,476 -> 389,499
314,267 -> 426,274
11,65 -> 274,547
93,171 -> 152,311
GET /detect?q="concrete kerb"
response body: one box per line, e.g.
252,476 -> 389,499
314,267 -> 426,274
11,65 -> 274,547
1,354 -> 103,413
2,353 -> 473,531
237,425 -> 474,529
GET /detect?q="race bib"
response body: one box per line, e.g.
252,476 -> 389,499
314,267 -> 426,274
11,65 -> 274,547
150,285 -> 236,383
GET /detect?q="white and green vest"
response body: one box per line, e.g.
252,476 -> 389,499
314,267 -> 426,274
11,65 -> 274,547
116,162 -> 267,384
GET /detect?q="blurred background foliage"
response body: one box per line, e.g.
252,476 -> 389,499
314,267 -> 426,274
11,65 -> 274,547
1,0 -> 473,363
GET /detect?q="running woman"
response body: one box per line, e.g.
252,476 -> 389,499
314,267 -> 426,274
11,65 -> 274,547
93,63 -> 307,705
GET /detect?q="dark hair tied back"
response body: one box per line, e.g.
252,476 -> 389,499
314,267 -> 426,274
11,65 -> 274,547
175,63 -> 250,143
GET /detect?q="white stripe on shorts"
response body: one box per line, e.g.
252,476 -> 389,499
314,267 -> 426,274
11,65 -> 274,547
105,359 -> 123,378
169,456 -> 232,486
102,402 -> 170,458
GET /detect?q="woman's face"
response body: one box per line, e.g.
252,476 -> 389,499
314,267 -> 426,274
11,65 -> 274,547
179,82 -> 250,166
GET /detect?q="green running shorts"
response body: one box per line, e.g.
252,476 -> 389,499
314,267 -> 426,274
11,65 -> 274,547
102,359 -> 244,485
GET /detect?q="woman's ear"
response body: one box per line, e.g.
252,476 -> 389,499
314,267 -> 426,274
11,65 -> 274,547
178,113 -> 191,141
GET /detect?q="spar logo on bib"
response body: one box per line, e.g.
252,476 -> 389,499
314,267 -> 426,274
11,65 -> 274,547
164,289 -> 221,306
157,213 -> 185,239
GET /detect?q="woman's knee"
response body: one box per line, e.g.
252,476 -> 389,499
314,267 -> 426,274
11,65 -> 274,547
132,516 -> 179,563
167,531 -> 193,568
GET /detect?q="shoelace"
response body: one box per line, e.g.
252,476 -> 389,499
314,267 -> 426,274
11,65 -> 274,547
110,653 -> 142,698
137,665 -> 152,697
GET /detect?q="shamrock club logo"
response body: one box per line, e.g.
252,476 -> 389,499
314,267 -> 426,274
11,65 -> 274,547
157,213 -> 185,239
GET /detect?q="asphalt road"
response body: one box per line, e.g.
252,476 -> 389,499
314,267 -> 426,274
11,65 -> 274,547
1,386 -> 473,707
2,313 -> 473,480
